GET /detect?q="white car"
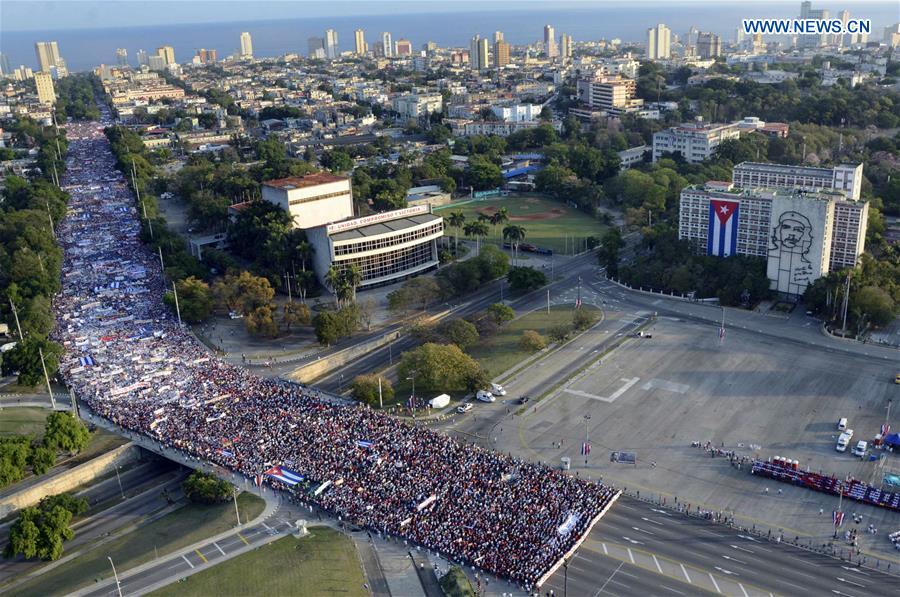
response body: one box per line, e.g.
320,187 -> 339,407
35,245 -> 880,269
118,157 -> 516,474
836,430 -> 854,452
852,440 -> 868,457
490,383 -> 507,396
475,390 -> 495,403
457,402 -> 473,414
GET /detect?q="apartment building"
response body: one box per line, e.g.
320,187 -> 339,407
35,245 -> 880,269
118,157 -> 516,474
732,162 -> 863,200
652,120 -> 741,163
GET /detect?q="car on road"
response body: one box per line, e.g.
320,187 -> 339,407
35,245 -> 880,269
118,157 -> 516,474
475,390 -> 495,403
837,417 -> 848,431
518,395 -> 530,405
852,440 -> 868,457
457,402 -> 473,414
490,383 -> 507,396
836,430 -> 854,452
895,372 -> 900,384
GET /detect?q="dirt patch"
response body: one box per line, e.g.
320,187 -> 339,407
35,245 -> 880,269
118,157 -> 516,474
476,206 -> 566,221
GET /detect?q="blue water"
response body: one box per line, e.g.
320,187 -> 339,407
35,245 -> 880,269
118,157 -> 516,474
2,3 -> 897,73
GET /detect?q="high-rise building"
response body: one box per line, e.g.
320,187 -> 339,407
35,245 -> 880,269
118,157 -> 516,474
308,37 -> 325,59
652,120 -> 741,163
423,41 -> 438,56
382,32 -> 393,57
156,45 -> 176,65
544,25 -> 558,58
324,29 -> 339,59
478,38 -> 490,70
35,41 -> 60,72
34,71 -> 56,105
576,74 -> 643,112
470,35 -> 482,70
0,53 -> 10,76
799,2 -> 828,48
148,55 -> 166,71
115,48 -> 128,67
494,40 -> 510,68
493,31 -> 504,43
696,32 -> 721,58
560,33 -> 573,59
354,29 -> 367,56
646,24 -> 671,60
196,49 -> 217,64
136,49 -> 148,66
240,32 -> 253,58
395,39 -> 412,56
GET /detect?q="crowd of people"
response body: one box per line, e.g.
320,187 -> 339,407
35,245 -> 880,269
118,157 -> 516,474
52,118 -> 619,588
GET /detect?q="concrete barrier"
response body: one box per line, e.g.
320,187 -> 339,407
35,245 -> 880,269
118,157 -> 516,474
0,443 -> 143,518
287,330 -> 403,383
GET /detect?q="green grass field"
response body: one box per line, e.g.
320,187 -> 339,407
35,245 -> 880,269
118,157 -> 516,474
469,304 -> 600,379
148,527 -> 367,597
0,408 -> 48,437
435,193 -> 606,254
13,492 -> 266,597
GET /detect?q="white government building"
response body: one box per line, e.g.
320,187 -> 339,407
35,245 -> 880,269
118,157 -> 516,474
261,173 -> 444,290
678,162 -> 868,297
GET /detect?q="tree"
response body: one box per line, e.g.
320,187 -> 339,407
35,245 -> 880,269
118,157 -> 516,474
245,305 -> 279,338
502,224 -> 527,265
853,285 -> 895,328
489,208 -> 509,241
598,229 -> 624,278
28,444 -> 56,475
43,412 -> 89,454
573,308 -> 596,330
1,336 -> 63,387
4,492 -> 85,561
212,271 -> 275,315
166,277 -> 212,323
466,156 -> 502,190
520,330 -> 547,352
0,437 -> 31,487
281,302 -> 311,332
183,471 -> 233,505
397,343 -> 485,393
507,266 -> 547,292
464,220 -> 490,255
447,211 -> 466,254
548,324 -> 571,343
388,276 -> 442,313
436,319 -> 480,350
319,149 -> 354,172
486,303 -> 515,326
313,305 -> 359,346
350,374 -> 394,406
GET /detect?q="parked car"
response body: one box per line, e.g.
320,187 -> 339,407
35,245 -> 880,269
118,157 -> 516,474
852,440 -> 868,457
490,383 -> 507,396
475,390 -> 495,403
836,430 -> 854,452
457,402 -> 473,414
518,395 -> 530,405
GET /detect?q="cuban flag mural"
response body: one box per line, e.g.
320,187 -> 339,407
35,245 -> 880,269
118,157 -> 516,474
707,199 -> 740,257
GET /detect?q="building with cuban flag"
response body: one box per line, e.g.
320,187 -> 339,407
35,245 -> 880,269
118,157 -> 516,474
678,175 -> 868,297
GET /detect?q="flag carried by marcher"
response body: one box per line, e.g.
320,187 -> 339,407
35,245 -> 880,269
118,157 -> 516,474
832,510 -> 844,527
264,465 -> 304,486
581,442 -> 591,456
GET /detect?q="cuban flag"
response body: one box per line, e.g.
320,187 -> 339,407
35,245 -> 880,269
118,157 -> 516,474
707,199 -> 740,257
881,424 -> 891,437
79,355 -> 96,366
357,440 -> 374,449
264,466 -> 304,485
581,442 -> 591,456
832,510 -> 844,527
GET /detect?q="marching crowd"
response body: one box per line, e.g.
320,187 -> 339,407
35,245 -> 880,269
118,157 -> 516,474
51,120 -> 619,588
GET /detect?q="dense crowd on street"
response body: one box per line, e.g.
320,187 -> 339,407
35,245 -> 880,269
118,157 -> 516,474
51,119 -> 619,588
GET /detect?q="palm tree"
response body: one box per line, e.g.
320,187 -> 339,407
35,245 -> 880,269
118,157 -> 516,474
295,240 -> 313,272
490,207 -> 509,243
503,224 -> 527,266
341,264 -> 363,304
325,265 -> 343,307
465,221 -> 490,256
447,211 -> 465,255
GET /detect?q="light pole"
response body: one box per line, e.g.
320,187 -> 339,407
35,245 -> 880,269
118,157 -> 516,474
233,486 -> 242,526
108,556 -> 123,597
115,465 -> 125,499
584,413 -> 591,466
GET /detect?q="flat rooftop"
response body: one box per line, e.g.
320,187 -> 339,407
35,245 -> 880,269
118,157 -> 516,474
330,213 -> 441,241
263,172 -> 347,190
734,162 -> 834,176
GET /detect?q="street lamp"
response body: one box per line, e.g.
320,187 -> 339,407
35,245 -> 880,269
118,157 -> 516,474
584,413 -> 591,466
115,465 -> 125,500
108,556 -> 123,597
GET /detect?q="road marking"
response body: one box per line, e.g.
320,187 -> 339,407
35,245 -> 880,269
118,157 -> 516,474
640,379 -> 689,394
831,591 -> 859,597
195,549 -> 207,563
632,526 -> 655,535
739,583 -> 749,597
213,542 -> 226,556
261,522 -> 273,531
594,561 -> 624,597
836,577 -> 866,588
722,555 -> 746,565
840,566 -> 870,576
181,554 -> 195,569
730,544 -> 754,553
237,532 -> 249,545
627,548 -> 635,564
649,508 -> 671,517
652,554 -> 663,574
622,536 -> 643,545
714,566 -> 738,576
641,516 -> 665,526
661,586 -> 685,595
680,564 -> 691,584
708,573 -> 720,593
602,543 -> 609,555
564,377 -> 640,403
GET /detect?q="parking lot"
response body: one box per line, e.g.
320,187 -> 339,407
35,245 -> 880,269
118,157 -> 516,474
507,316 -> 900,558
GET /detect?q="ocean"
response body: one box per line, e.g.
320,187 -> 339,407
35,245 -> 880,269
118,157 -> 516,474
2,3 -> 897,73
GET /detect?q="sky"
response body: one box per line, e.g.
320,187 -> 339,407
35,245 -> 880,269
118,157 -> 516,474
4,0 -> 896,33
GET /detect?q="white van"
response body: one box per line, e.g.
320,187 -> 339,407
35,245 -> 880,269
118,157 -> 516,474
836,430 -> 854,452
852,440 -> 868,457
475,390 -> 495,403
837,418 -> 848,431
490,383 -> 507,396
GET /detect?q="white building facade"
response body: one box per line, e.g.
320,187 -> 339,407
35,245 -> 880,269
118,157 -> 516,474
652,121 -> 741,163
261,173 -> 354,230
732,162 -> 863,200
